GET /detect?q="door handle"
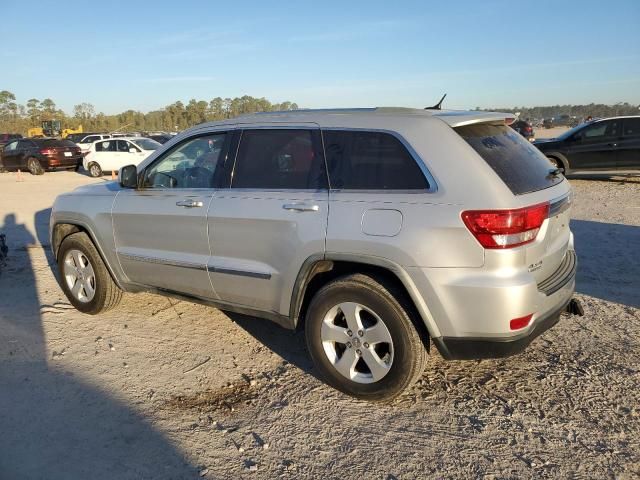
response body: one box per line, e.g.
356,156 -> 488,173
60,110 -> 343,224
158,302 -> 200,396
176,199 -> 204,208
282,203 -> 320,212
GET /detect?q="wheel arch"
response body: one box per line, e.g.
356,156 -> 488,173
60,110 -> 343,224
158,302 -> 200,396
290,253 -> 441,341
545,152 -> 570,171
52,221 -> 124,289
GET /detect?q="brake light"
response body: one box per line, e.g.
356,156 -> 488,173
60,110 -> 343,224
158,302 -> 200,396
461,202 -> 549,249
510,314 -> 533,330
40,148 -> 56,155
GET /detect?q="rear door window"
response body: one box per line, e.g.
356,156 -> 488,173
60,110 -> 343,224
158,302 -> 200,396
622,118 -> 640,137
322,130 -> 429,190
232,129 -> 327,189
95,140 -> 116,152
455,123 -> 563,195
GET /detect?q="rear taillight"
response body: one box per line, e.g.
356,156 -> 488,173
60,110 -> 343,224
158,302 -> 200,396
461,202 -> 549,249
40,148 -> 56,155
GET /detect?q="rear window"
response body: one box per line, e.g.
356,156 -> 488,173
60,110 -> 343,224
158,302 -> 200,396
323,130 -> 429,190
455,123 -> 563,195
40,139 -> 76,147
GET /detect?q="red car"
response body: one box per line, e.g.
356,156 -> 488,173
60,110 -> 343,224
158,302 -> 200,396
0,138 -> 83,175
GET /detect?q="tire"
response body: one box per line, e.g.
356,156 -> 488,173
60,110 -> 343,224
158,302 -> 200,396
88,162 -> 102,177
305,273 -> 428,402
26,157 -> 44,175
57,232 -> 122,314
547,156 -> 566,174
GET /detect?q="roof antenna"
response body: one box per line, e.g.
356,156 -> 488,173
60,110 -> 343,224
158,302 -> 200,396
425,93 -> 447,110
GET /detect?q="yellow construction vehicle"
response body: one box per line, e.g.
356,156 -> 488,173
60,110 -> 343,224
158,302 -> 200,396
27,120 -> 82,138
62,124 -> 83,138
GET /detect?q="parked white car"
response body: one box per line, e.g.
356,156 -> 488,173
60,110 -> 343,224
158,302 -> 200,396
83,137 -> 161,177
76,134 -> 112,151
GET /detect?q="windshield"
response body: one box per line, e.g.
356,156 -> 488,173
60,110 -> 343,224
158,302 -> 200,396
132,138 -> 161,150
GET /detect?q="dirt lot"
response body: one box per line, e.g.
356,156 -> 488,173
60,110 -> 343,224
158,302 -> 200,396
0,170 -> 638,479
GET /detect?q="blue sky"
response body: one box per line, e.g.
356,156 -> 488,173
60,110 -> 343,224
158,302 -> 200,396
1,0 -> 639,114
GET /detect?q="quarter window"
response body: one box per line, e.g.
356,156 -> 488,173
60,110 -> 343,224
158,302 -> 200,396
232,129 -> 327,189
3,141 -> 17,151
323,130 -> 429,190
143,133 -> 228,189
95,140 -> 116,152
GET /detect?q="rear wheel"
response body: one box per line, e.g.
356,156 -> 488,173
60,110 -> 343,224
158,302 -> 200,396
57,232 -> 122,314
305,273 -> 428,402
26,157 -> 44,175
88,162 -> 102,177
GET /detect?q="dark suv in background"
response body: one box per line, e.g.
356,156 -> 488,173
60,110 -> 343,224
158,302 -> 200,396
0,138 -> 83,175
534,116 -> 640,173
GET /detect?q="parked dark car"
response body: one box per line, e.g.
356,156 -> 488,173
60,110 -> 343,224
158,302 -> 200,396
0,133 -> 22,150
533,116 -> 640,173
0,138 -> 83,175
148,134 -> 174,144
510,120 -> 535,141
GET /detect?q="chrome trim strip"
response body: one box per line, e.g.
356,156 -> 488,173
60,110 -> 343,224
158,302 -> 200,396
207,265 -> 272,280
118,252 -> 207,272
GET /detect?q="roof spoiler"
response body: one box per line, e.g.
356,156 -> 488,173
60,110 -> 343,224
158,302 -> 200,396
425,93 -> 447,110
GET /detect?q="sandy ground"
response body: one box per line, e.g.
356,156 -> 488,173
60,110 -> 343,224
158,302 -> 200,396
534,126 -> 569,139
0,170 -> 638,479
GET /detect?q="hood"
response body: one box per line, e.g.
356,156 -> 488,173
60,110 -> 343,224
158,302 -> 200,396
68,180 -> 122,196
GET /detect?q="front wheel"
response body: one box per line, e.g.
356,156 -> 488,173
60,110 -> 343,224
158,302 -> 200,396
305,273 -> 428,402
88,162 -> 102,177
57,232 -> 122,314
548,156 -> 566,174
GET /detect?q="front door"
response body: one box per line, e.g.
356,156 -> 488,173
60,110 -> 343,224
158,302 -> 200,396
112,131 -> 232,299
207,127 -> 329,315
567,119 -> 620,170
1,140 -> 20,169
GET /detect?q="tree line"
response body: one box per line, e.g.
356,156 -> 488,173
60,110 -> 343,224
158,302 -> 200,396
477,103 -> 640,121
0,90 -> 299,134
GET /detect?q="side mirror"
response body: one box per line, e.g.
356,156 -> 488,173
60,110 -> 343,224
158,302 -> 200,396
119,164 -> 138,188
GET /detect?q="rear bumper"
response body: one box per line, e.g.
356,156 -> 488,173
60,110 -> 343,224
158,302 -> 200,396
433,298 -> 568,360
46,156 -> 82,168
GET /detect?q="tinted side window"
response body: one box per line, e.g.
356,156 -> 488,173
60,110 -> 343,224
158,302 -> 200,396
95,140 -> 116,152
323,130 -> 428,190
622,118 -> 640,137
232,129 -> 326,189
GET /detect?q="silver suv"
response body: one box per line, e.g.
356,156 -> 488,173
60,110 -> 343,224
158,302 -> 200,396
51,108 -> 579,401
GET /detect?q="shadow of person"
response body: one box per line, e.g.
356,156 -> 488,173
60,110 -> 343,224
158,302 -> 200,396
572,219 -> 640,308
0,214 -> 197,479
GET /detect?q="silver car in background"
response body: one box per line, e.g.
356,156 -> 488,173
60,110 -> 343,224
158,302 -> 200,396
50,108 -> 580,401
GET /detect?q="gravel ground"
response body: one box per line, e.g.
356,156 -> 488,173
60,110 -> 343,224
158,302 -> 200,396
0,171 -> 638,479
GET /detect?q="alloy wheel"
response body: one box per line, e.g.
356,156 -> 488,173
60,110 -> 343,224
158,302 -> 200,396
321,302 -> 394,384
63,249 -> 96,303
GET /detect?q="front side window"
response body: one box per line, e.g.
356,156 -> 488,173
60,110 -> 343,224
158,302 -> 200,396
580,120 -> 619,140
132,138 -> 161,151
118,140 -> 138,152
4,141 -> 17,151
232,129 -> 326,189
143,133 -> 227,189
323,130 -> 428,190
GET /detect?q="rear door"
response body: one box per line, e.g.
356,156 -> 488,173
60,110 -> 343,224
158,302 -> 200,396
112,130 -> 233,298
617,117 -> 640,169
207,126 -> 329,314
567,119 -> 620,170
